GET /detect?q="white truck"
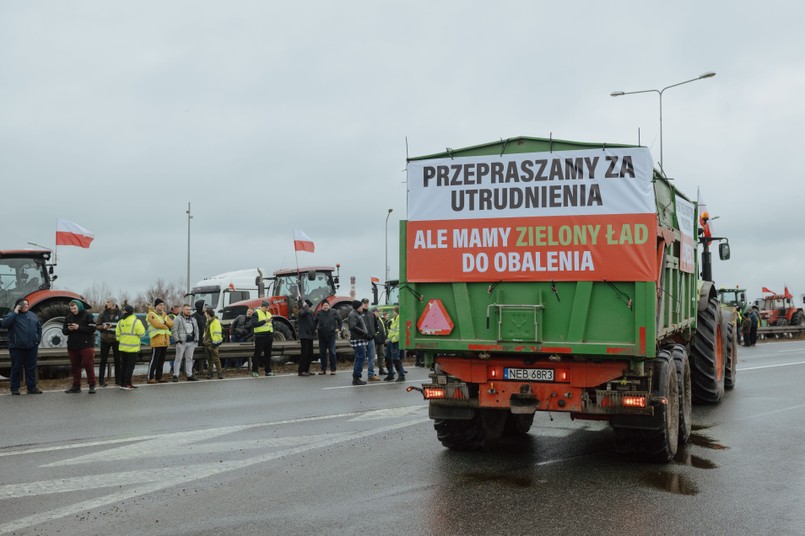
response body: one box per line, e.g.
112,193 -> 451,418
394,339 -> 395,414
189,268 -> 266,316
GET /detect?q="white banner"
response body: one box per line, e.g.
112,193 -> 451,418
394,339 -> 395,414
407,147 -> 656,222
675,196 -> 696,274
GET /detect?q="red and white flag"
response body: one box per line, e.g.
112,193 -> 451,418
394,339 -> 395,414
56,219 -> 94,248
293,229 -> 315,253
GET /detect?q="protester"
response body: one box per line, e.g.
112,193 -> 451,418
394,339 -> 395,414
231,308 -> 254,342
315,301 -> 340,375
167,304 -> 181,372
228,307 -> 253,368
383,306 -> 405,382
0,298 -> 43,395
203,308 -> 224,379
116,304 -> 145,390
749,305 -> 760,346
360,298 -> 380,381
371,307 -> 388,376
251,301 -> 275,377
349,300 -> 371,385
297,299 -> 315,376
741,310 -> 752,347
171,304 -> 200,381
62,299 -> 97,394
97,299 -> 122,387
146,298 -> 174,384
192,300 -> 208,375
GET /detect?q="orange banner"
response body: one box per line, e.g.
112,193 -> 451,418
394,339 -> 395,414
406,214 -> 657,282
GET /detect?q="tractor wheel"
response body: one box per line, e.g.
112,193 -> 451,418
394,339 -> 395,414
434,409 -> 506,450
271,321 -> 293,342
34,302 -> 71,349
690,297 -> 725,404
613,348 -> 679,462
669,344 -> 692,446
724,318 -> 738,390
503,412 -> 535,437
792,311 -> 805,326
332,303 -> 353,339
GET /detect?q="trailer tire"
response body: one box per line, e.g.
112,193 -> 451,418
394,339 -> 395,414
503,413 -> 534,437
434,409 -> 506,450
724,318 -> 737,390
613,348 -> 679,462
669,344 -> 692,446
690,297 -> 725,404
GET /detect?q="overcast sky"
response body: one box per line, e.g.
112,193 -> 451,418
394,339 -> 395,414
1,1 -> 803,305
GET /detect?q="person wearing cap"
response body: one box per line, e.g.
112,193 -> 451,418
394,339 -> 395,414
348,300 -> 371,385
1,298 -> 43,395
360,298 -> 381,381
251,300 -> 275,377
384,306 -> 405,382
97,299 -> 122,387
171,304 -> 200,381
116,304 -> 145,390
371,306 -> 388,377
297,299 -> 315,376
62,299 -> 97,394
315,301 -> 340,375
203,308 -> 224,379
146,298 -> 174,384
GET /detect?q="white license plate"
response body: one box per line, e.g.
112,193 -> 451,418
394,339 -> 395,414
503,368 -> 554,381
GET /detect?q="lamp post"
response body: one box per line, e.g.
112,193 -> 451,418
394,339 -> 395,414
611,71 -> 715,169
384,208 -> 393,283
186,202 -> 192,295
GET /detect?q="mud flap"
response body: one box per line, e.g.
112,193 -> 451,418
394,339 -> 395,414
610,403 -> 663,431
429,405 -> 475,421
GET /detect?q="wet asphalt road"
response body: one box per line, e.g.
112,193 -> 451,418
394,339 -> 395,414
2,342 -> 805,536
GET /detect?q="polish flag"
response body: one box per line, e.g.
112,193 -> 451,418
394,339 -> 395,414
762,287 -> 775,295
784,285 -> 793,300
293,230 -> 315,253
56,219 -> 94,248
371,276 -> 380,284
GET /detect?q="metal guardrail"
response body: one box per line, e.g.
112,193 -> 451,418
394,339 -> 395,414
757,325 -> 805,337
0,340 -> 355,369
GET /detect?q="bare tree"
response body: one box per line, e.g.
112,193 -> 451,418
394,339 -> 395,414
143,278 -> 186,310
82,281 -> 115,311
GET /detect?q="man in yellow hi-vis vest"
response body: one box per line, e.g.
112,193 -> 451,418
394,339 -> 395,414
116,305 -> 145,390
251,301 -> 275,377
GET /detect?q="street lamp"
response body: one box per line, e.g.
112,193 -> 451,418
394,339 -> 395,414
186,202 -> 192,295
384,208 -> 393,283
611,71 -> 716,169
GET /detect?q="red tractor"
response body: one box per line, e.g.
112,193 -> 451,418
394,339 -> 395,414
0,250 -> 91,348
221,265 -> 353,341
758,286 -> 805,326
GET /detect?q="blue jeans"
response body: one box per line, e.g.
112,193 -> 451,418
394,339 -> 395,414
352,343 -> 367,379
9,347 -> 38,391
366,339 -> 377,376
319,333 -> 337,372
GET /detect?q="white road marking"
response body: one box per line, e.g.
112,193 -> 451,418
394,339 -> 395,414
733,402 -> 805,422
350,406 -> 427,421
322,377 -> 421,390
738,360 -> 805,372
0,416 -> 429,535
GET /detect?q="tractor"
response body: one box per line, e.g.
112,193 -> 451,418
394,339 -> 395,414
0,250 -> 91,349
220,265 -> 353,341
757,287 -> 805,326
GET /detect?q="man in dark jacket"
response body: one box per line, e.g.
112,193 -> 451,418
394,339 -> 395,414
349,300 -> 371,385
192,300 -> 207,375
0,298 -> 43,395
97,299 -> 122,387
315,301 -> 340,375
297,299 -> 315,376
360,299 -> 380,381
63,299 -> 97,394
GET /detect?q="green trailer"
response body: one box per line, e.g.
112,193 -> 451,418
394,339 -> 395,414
402,136 -> 734,462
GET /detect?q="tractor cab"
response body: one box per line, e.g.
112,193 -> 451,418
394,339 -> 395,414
0,252 -> 52,316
